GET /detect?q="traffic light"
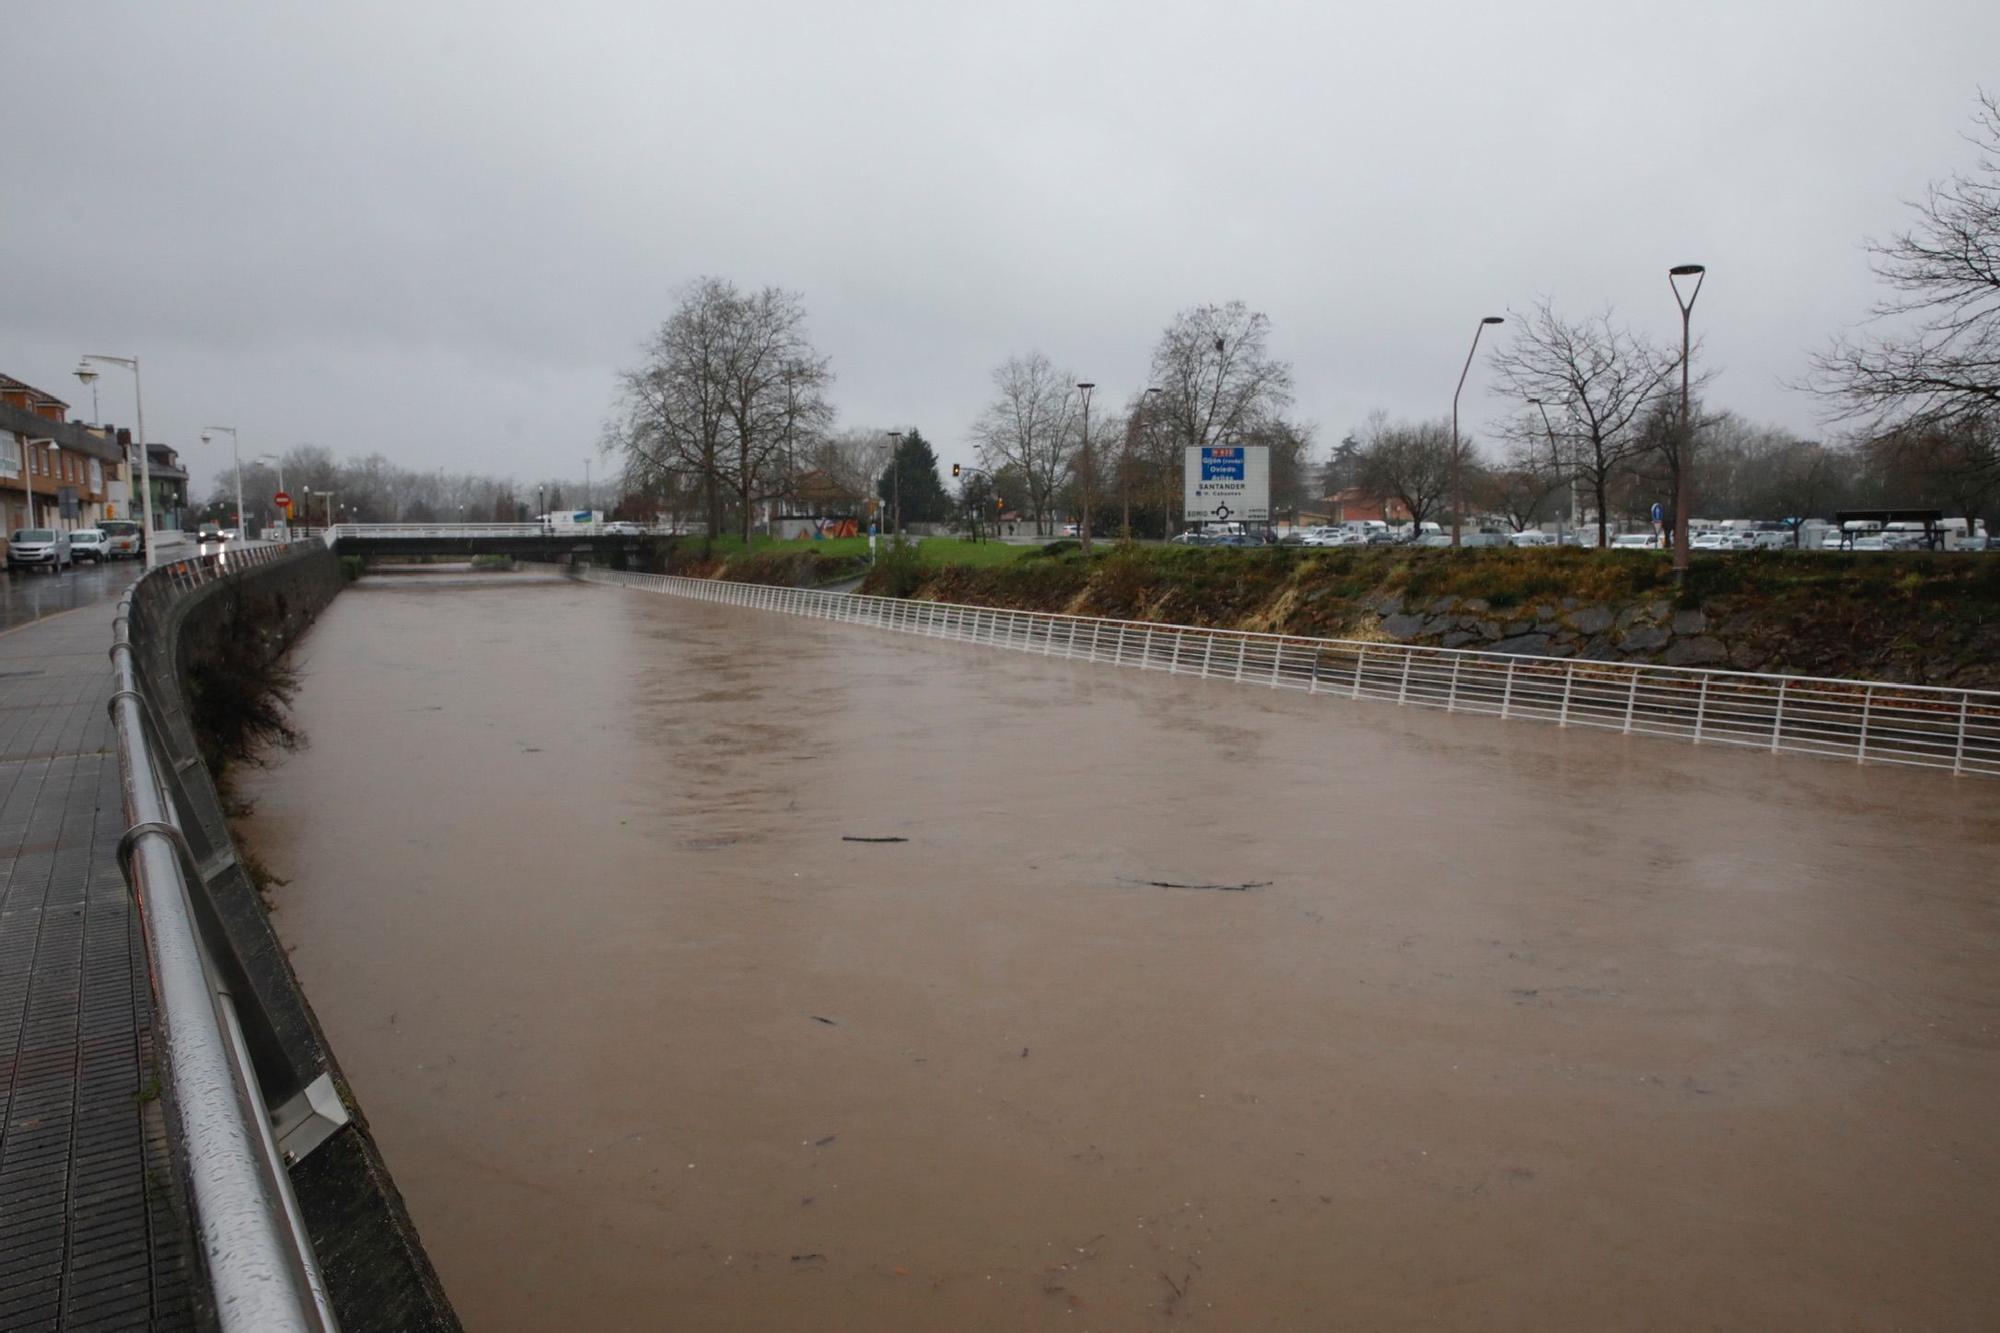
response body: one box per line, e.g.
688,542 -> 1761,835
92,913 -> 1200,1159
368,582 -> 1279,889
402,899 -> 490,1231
995,497 -> 1003,511
951,462 -> 961,477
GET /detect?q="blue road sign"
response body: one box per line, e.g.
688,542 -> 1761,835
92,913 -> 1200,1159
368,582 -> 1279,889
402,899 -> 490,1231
1201,447 -> 1246,481
1650,502 -> 1664,523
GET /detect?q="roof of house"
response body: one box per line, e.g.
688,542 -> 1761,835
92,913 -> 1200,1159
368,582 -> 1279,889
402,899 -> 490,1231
144,444 -> 189,481
0,372 -> 71,412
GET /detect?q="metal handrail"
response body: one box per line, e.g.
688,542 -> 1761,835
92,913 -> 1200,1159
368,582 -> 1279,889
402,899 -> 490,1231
110,540 -> 339,1332
568,567 -> 2000,778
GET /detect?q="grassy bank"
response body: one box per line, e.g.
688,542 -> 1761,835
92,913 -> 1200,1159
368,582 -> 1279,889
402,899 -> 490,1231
856,544 -> 2000,688
628,537 -> 2000,687
641,533 -> 1046,586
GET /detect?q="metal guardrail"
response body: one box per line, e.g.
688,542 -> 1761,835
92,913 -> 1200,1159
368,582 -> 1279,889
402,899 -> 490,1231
572,567 -> 2000,778
109,540 -> 340,1332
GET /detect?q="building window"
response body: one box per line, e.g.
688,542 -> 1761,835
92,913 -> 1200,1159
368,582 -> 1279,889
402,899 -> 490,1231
0,437 -> 18,477
89,459 -> 102,491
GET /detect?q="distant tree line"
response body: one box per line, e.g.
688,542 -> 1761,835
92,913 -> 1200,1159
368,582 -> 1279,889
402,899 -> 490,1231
199,444 -> 587,530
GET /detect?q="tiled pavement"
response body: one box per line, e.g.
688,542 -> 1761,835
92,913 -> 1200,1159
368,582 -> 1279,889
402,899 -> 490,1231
0,597 -> 197,1330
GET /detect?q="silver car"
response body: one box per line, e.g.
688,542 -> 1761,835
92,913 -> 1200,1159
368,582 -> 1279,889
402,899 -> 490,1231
8,528 -> 73,573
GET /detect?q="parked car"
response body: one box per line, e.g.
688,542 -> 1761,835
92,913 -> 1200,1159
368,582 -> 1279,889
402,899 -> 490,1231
601,521 -> 644,535
1690,532 -> 1730,551
68,528 -> 108,563
1610,532 -> 1662,550
8,529 -> 73,573
98,520 -> 143,558
1850,535 -> 1889,551
1509,531 -> 1559,548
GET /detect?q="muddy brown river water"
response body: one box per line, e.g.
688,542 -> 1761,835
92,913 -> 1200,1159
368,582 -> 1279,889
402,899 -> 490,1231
238,567 -> 2000,1331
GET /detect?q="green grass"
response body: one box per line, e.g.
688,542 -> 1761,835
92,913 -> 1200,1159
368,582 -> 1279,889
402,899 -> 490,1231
914,538 -> 1042,567
695,533 -> 1041,568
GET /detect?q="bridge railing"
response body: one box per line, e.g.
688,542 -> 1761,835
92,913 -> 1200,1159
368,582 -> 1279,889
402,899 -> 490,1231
569,567 -> 2000,778
321,522 -> 555,543
110,541 -> 340,1332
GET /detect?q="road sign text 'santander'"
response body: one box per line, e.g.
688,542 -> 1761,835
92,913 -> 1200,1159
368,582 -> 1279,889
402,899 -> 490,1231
1183,445 -> 1270,525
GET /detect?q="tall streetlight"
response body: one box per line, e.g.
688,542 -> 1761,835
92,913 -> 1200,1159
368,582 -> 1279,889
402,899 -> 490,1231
257,453 -> 287,538
200,426 -> 243,540
1075,382 -> 1096,554
1451,317 -> 1505,547
1668,264 -> 1707,574
74,356 -> 157,569
886,430 -> 904,537
1525,396 -> 1569,541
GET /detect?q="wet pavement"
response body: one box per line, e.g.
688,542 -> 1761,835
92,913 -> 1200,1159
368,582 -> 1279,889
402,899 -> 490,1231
0,578 -> 196,1329
0,559 -> 144,633
238,567 -> 2000,1331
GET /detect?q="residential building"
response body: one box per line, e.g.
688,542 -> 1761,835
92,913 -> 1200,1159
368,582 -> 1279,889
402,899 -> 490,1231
0,372 -> 125,532
145,443 -> 189,532
1324,488 -> 1413,523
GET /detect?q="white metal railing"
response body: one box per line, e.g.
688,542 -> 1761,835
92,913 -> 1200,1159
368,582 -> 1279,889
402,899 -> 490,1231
320,523 -> 657,543
570,567 -> 2000,778
321,522 -> 551,542
110,540 -> 339,1332
149,538 -> 302,593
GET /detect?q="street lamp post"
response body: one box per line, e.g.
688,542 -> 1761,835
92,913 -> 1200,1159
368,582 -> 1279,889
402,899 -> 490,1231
1526,396 -> 1568,542
1076,383 -> 1096,555
201,427 -> 243,540
1451,317 -> 1505,548
257,454 -> 287,539
75,356 -> 157,569
886,431 -> 904,538
1668,264 -> 1707,574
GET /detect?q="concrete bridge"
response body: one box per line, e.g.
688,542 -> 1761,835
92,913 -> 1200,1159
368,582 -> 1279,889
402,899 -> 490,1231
319,522 -> 655,562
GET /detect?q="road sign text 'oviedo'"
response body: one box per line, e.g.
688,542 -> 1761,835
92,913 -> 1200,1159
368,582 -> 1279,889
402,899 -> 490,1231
1183,445 -> 1270,525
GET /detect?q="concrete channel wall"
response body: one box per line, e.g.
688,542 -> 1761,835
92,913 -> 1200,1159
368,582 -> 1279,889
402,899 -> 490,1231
124,546 -> 461,1330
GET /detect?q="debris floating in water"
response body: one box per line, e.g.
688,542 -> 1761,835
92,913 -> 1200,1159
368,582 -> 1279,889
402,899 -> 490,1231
842,835 -> 909,843
1117,876 -> 1271,892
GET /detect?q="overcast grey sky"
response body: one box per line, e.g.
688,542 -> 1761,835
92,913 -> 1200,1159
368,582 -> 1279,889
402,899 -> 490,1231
5,0 -> 1996,500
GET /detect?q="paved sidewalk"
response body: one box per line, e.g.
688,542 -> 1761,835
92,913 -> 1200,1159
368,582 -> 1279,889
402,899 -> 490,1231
0,599 -> 196,1330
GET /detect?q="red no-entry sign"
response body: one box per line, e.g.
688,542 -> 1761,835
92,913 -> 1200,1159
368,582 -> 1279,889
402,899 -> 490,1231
274,490 -> 292,508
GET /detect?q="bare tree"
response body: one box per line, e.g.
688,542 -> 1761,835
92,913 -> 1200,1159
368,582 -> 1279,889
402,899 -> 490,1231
806,427 -> 892,512
971,352 -> 1080,535
1867,414 -> 2000,525
1480,435 -> 1570,532
1810,91 -> 2000,434
1241,417 -> 1319,521
713,285 -> 834,542
1353,413 -> 1454,533
1147,304 -> 1295,532
609,276 -> 735,539
1488,299 -> 1676,545
608,277 -> 833,544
